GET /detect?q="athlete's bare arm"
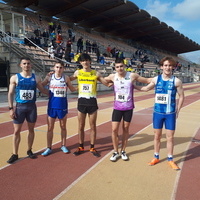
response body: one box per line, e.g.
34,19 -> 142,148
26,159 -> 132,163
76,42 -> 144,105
65,75 -> 77,92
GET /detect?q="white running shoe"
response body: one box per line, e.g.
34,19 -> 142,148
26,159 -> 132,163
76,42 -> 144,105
110,152 -> 120,162
121,151 -> 129,161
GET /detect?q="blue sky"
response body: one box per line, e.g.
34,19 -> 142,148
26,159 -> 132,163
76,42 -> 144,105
130,0 -> 200,64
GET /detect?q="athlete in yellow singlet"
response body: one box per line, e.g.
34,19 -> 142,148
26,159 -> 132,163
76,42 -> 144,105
70,53 -> 108,157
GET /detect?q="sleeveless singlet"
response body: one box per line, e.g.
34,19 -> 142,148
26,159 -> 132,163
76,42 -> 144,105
48,74 -> 68,109
15,73 -> 36,103
154,74 -> 177,113
113,72 -> 134,111
77,69 -> 97,99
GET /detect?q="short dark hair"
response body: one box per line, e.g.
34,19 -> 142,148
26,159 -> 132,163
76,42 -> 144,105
78,53 -> 92,62
54,61 -> 64,67
115,58 -> 125,65
19,57 -> 31,64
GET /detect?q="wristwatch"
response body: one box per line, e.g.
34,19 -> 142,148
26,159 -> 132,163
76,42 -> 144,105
9,107 -> 13,110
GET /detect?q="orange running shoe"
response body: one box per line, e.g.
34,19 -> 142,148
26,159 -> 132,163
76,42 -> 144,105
148,158 -> 160,166
90,148 -> 101,157
168,161 -> 180,170
73,147 -> 84,156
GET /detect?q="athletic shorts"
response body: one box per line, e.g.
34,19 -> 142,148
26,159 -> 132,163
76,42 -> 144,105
77,97 -> 98,114
112,109 -> 133,122
48,108 -> 68,119
14,102 -> 37,124
153,112 -> 176,130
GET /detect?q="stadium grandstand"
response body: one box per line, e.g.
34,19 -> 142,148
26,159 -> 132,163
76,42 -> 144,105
0,0 -> 200,90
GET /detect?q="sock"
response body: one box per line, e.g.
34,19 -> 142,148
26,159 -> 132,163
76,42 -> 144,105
79,143 -> 84,148
154,153 -> 159,159
90,144 -> 94,149
167,155 -> 173,161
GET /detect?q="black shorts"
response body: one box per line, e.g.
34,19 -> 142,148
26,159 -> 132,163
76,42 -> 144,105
14,102 -> 37,124
78,97 -> 98,114
112,109 -> 133,122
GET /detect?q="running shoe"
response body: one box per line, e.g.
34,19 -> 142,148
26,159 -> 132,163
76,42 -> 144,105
7,154 -> 18,164
61,146 -> 70,154
41,148 -> 52,156
168,161 -> 180,170
121,151 -> 129,161
148,158 -> 160,166
110,152 -> 120,162
27,149 -> 37,159
90,148 -> 101,157
73,147 -> 84,156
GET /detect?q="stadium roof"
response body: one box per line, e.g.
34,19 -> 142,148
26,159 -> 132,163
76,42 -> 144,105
3,0 -> 200,54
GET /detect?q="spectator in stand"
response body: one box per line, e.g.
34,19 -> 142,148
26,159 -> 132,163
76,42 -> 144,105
66,38 -> 72,52
56,33 -> 63,46
48,45 -> 54,58
77,37 -> 83,53
106,45 -> 111,57
86,40 -> 91,54
55,44 -> 64,59
99,54 -> 105,65
96,47 -> 100,63
92,41 -> 97,53
50,30 -> 56,48
57,24 -> 62,34
68,28 -> 72,39
111,47 -> 116,58
48,22 -> 54,33
34,36 -> 41,48
71,30 -> 76,42
34,27 -> 41,37
42,29 -> 49,48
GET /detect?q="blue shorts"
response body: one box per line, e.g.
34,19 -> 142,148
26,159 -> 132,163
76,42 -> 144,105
48,108 -> 68,119
153,112 -> 176,130
14,103 -> 37,124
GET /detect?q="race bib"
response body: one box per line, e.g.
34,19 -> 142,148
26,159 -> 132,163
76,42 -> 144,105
20,90 -> 34,100
54,88 -> 66,97
155,93 -> 169,104
80,84 -> 92,93
116,92 -> 128,102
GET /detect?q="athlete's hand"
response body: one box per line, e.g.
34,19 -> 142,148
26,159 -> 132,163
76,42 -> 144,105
9,109 -> 16,119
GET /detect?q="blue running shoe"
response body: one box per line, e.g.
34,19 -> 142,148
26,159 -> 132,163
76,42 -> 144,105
61,146 -> 70,154
41,148 -> 52,156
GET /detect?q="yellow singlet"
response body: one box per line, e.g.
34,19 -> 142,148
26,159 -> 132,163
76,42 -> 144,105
77,69 -> 97,99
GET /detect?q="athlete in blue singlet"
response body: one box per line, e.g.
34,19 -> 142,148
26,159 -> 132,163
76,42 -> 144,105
41,61 -> 77,156
135,57 -> 185,170
7,57 -> 49,164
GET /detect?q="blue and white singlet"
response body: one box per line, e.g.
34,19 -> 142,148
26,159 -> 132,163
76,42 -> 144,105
48,74 -> 68,109
154,75 -> 177,113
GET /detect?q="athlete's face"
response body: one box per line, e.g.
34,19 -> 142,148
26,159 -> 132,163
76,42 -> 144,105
161,60 -> 174,75
54,63 -> 64,75
20,59 -> 31,71
80,60 -> 91,69
115,63 -> 125,74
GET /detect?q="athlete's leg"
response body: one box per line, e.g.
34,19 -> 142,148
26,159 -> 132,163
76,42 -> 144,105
153,128 -> 162,153
77,111 -> 87,144
13,123 -> 23,155
47,116 -> 56,148
121,121 -> 130,152
88,110 -> 97,145
166,129 -> 175,156
27,122 -> 36,151
59,115 -> 67,146
112,121 -> 120,152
